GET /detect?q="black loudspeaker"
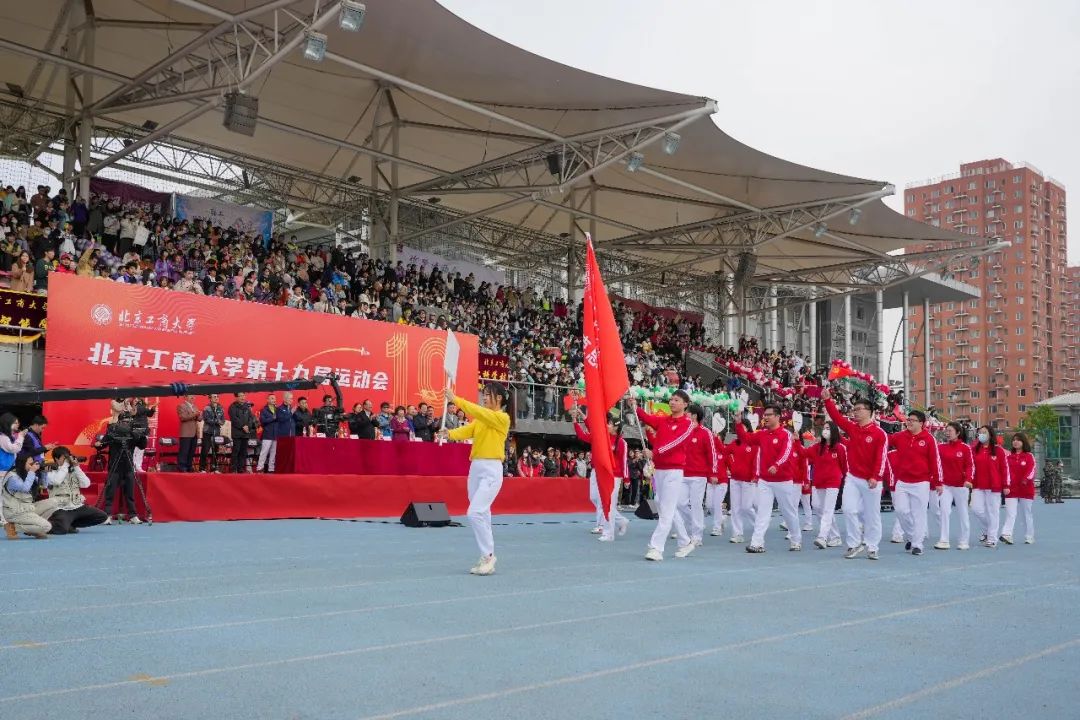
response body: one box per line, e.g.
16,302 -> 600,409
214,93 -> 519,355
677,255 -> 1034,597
635,499 -> 660,519
400,502 -> 451,527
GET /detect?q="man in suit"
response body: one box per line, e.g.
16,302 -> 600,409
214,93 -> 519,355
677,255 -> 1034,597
228,393 -> 255,473
176,394 -> 199,472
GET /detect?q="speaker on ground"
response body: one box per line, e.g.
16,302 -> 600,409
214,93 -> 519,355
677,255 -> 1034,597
400,501 -> 451,527
635,499 -> 660,519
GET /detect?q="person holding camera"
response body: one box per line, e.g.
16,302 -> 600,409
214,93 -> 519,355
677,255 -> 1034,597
95,415 -> 148,524
3,452 -> 54,539
200,393 -> 225,472
130,398 -> 155,472
313,394 -> 341,437
228,392 -> 255,473
43,446 -> 108,534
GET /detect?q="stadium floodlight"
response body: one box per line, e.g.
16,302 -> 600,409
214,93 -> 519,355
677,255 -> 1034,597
303,31 -> 328,62
661,132 -> 681,155
848,207 -> 863,225
813,222 -> 828,238
626,152 -> 645,172
339,1 -> 366,31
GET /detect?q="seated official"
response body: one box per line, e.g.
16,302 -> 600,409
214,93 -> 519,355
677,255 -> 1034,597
43,446 -> 108,534
2,453 -> 55,539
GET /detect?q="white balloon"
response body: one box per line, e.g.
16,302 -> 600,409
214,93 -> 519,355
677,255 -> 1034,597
711,414 -> 727,434
792,411 -> 803,433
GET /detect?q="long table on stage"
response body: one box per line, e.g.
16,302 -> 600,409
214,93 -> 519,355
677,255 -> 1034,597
274,436 -> 472,475
83,471 -> 593,522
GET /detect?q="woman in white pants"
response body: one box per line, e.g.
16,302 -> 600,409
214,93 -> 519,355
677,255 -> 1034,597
574,410 -> 631,542
970,425 -> 1010,549
444,384 -> 511,576
723,418 -> 758,543
678,404 -> 716,550
1002,433 -> 1036,545
936,422 -> 974,550
706,431 -> 729,536
798,421 -> 847,549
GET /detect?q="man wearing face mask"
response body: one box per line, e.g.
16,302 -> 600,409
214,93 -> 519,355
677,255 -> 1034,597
886,410 -> 942,557
822,388 -> 889,561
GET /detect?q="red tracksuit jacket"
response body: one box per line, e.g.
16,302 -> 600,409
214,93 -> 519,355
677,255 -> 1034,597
711,435 -> 730,483
825,399 -> 888,482
939,440 -> 974,488
735,423 -> 795,482
726,440 -> 758,481
888,429 -> 943,489
972,443 -> 1010,493
573,422 -> 630,479
684,424 -> 718,478
636,407 -> 694,471
1006,450 -> 1036,500
798,441 -> 848,490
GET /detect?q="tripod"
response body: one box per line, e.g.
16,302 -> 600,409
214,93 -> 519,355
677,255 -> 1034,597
96,440 -> 154,526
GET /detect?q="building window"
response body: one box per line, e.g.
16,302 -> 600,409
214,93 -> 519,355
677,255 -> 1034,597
1014,205 -> 1023,213
1017,343 -> 1025,351
1014,220 -> 1025,229
1018,388 -> 1026,397
968,182 -> 977,190
1018,358 -> 1026,366
1016,312 -> 1024,321
969,211 -> 980,220
985,180 -> 995,189
1014,175 -> 1022,184
1016,326 -> 1025,335
1017,297 -> 1024,305
907,194 -> 915,204
934,377 -> 942,386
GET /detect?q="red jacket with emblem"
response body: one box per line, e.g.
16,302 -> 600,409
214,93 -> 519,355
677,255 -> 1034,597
825,399 -> 888,482
939,440 -> 974,488
887,429 -> 943,489
735,423 -> 795,482
684,424 -> 719,478
798,441 -> 848,489
1006,450 -> 1035,500
573,422 -> 630,479
972,443 -> 1010,492
710,435 -> 730,483
636,407 -> 694,471
725,440 -> 758,481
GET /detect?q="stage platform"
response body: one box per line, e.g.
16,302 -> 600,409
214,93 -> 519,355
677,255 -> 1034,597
83,472 -> 594,522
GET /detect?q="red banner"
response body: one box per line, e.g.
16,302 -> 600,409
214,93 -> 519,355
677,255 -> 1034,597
43,274 -> 478,447
478,353 -> 509,382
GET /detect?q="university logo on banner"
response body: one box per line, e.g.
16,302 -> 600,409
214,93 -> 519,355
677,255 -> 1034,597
44,275 -> 479,447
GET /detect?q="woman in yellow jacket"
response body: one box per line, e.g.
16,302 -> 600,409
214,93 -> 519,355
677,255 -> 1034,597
443,383 -> 511,576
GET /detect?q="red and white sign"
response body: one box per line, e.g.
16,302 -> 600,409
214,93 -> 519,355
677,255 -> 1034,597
43,274 -> 478,446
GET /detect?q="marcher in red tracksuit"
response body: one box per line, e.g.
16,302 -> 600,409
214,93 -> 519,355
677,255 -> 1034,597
679,404 -> 718,549
936,422 -> 974,550
725,419 -> 758,544
1001,432 -> 1035,545
736,406 -> 801,553
631,392 -> 695,561
798,422 -> 848,549
886,410 -> 942,556
573,412 -> 631,542
971,424 -> 1010,548
705,432 -> 730,536
822,389 -> 888,560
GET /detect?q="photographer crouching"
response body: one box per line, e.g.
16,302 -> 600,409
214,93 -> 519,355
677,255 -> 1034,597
94,411 -> 148,524
43,446 -> 108,534
2,452 -> 55,539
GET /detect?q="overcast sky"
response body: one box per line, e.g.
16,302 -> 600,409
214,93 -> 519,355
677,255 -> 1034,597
440,0 -> 1080,265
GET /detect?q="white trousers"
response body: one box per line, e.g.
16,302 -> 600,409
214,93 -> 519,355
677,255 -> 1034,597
590,471 -> 628,540
939,486 -> 970,546
256,439 -> 278,472
799,491 -> 812,526
649,469 -> 690,553
1001,497 -> 1034,541
970,489 -> 1001,541
678,476 -> 708,543
729,480 -> 755,538
812,487 -> 841,543
132,446 -> 145,472
751,481 -> 800,548
842,474 -> 883,552
467,460 -> 504,557
705,482 -> 729,531
892,481 -> 930,550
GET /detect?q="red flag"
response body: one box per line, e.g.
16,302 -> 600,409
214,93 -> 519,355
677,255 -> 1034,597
582,235 -> 629,521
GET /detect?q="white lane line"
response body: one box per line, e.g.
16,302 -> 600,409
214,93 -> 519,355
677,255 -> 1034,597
352,579 -> 1077,720
0,564 -> 780,652
838,636 -> 1080,720
0,560 -> 1022,703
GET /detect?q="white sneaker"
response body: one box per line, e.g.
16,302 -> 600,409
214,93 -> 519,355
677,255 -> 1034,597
729,535 -> 744,544
789,543 -> 802,551
670,532 -> 678,539
890,536 -> 904,544
103,516 -> 113,526
934,541 -> 950,550
692,538 -> 703,548
1024,538 -> 1034,545
597,534 -> 614,542
802,524 -> 813,532
470,555 -> 496,575
827,538 -> 843,548
645,547 -> 663,561
590,526 -> 602,535
710,528 -> 723,537
616,517 -> 629,536
128,517 -> 143,525
957,543 -> 970,550
779,521 -> 788,531
674,544 -> 696,558
813,538 -> 827,549
1000,535 -> 1014,545
469,556 -> 486,573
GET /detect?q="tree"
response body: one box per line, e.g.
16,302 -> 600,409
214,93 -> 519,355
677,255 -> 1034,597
1018,404 -> 1059,452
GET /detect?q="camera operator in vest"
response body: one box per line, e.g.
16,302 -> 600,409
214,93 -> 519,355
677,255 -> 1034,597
43,446 -> 108,534
313,394 -> 342,437
95,411 -> 148,524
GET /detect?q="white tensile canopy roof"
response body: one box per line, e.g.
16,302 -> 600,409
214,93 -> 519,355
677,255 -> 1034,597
0,0 -> 995,294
